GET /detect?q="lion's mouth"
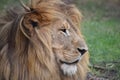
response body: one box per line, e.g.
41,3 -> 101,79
60,59 -> 79,65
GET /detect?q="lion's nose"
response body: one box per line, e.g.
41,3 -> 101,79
77,48 -> 87,55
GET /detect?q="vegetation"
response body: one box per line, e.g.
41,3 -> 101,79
75,0 -> 120,79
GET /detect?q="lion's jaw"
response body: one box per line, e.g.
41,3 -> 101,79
59,55 -> 83,76
61,64 -> 77,76
53,47 -> 85,76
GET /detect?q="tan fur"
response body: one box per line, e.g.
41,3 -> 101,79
0,0 -> 89,80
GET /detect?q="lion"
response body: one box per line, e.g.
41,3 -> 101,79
0,0 -> 89,80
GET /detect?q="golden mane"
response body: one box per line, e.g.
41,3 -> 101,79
0,0 -> 89,80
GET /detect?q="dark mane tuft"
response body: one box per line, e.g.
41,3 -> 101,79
0,6 -> 26,50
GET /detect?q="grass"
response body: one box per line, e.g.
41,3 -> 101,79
0,0 -> 15,10
75,0 -> 120,79
82,19 -> 120,63
0,0 -> 27,10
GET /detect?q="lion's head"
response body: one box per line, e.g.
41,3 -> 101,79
0,0 -> 89,80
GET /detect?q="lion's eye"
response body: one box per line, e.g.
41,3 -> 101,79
60,29 -> 70,36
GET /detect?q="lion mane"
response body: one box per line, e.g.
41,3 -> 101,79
0,0 -> 89,80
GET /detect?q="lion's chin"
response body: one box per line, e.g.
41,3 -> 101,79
61,64 -> 77,76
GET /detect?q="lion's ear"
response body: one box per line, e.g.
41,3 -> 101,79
29,20 -> 38,28
67,5 -> 82,26
21,17 -> 39,36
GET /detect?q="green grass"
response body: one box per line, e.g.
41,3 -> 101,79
75,0 -> 120,63
83,19 -> 120,79
0,0 -> 27,10
0,0 -> 15,10
76,0 -> 120,79
82,19 -> 120,63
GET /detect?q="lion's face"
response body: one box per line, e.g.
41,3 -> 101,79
22,5 -> 88,76
51,19 -> 88,76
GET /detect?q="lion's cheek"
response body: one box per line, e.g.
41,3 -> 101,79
60,64 -> 77,76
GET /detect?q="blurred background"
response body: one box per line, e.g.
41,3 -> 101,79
75,0 -> 120,79
0,0 -> 120,79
